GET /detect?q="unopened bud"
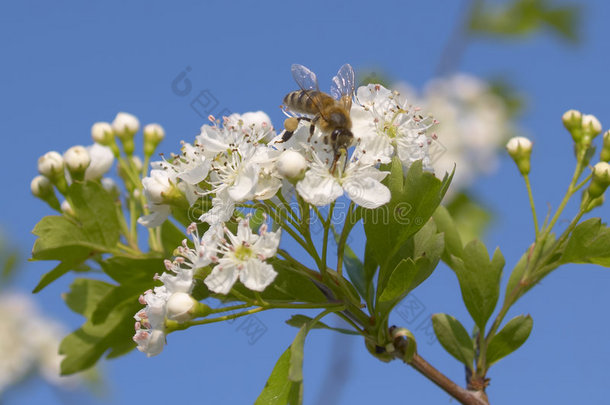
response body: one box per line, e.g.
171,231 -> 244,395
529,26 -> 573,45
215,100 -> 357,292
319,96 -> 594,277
91,122 -> 114,145
31,175 -> 61,210
112,112 -> 140,137
37,151 -> 64,178
102,178 -> 120,199
582,114 -> 602,139
131,156 -> 143,172
276,150 -> 308,180
61,200 -> 75,216
143,123 -> 165,157
113,112 -> 139,156
562,109 -> 582,132
166,292 -> 210,322
85,144 -> 114,181
587,162 -> 610,199
582,190 -> 604,213
63,145 -> 91,181
506,137 -> 533,175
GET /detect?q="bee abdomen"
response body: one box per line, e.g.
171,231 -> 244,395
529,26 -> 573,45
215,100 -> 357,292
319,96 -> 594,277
283,90 -> 322,115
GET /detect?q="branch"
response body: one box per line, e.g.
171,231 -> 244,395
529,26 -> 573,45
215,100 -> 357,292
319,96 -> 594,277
408,354 -> 489,405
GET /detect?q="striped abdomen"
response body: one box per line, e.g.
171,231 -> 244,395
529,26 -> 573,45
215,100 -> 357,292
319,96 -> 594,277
283,90 -> 335,115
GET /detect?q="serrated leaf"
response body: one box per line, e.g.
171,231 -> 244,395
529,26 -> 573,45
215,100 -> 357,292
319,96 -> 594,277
486,315 -> 533,366
450,241 -> 504,329
32,216 -> 101,260
68,181 -> 120,248
433,206 -> 464,262
285,315 -> 359,335
33,255 -> 89,293
60,279 -> 139,374
378,257 -> 431,304
560,218 -> 610,267
255,347 -> 303,405
432,313 -> 474,369
363,159 -> 452,275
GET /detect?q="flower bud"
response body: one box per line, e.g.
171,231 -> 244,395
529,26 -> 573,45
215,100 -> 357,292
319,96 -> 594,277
91,122 -> 114,145
276,150 -> 308,180
506,136 -> 532,175
587,162 -> 610,199
30,175 -> 53,198
142,170 -> 173,204
61,200 -> 75,216
113,112 -> 139,156
84,144 -> 114,181
581,114 -> 602,140
166,292 -> 210,322
63,145 -> 91,181
143,123 -> 165,157
38,151 -> 64,178
600,131 -> 610,162
562,109 -> 582,132
30,175 -> 61,210
131,156 -> 143,172
112,112 -> 140,137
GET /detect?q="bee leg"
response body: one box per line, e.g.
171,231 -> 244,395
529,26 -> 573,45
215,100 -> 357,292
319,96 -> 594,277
307,116 -> 318,142
281,117 -> 311,143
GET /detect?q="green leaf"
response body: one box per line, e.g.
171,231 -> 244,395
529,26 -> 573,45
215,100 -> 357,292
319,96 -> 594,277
32,216 -> 99,260
68,181 -> 120,248
450,241 -> 504,329
255,347 -> 303,405
378,257 -> 431,304
161,220 -> 187,254
363,159 -> 452,274
432,206 -> 464,262
33,256 -> 89,293
285,315 -> 359,336
561,218 -> 610,267
486,315 -> 533,366
431,313 -> 474,369
340,243 -> 366,300
60,278 -> 139,374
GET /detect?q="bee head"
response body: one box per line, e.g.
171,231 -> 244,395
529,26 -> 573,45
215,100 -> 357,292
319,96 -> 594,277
331,128 -> 354,151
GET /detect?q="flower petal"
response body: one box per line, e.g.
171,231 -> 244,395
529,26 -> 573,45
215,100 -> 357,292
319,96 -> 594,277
204,263 -> 240,295
239,260 -> 277,292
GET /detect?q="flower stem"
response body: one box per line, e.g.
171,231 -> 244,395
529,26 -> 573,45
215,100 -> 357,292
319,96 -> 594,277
524,175 -> 539,237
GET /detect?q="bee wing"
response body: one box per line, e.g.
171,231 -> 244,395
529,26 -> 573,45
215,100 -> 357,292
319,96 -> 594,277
330,63 -> 355,111
291,64 -> 320,91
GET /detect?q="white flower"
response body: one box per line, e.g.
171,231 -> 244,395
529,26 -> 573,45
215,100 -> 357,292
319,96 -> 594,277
138,169 -> 174,227
37,151 -> 64,178
166,292 -> 197,322
296,149 -> 390,209
112,112 -> 140,136
204,218 -> 281,294
85,144 -> 114,180
158,142 -> 211,185
133,329 -> 165,358
351,84 -> 433,168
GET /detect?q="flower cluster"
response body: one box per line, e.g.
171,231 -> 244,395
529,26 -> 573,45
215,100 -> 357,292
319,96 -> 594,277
132,82 -> 436,355
397,74 -> 513,197
0,293 -> 79,394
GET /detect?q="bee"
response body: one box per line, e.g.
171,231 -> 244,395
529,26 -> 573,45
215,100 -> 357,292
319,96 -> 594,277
281,63 -> 355,173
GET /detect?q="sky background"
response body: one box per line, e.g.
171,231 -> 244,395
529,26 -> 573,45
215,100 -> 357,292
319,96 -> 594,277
1,0 -> 610,404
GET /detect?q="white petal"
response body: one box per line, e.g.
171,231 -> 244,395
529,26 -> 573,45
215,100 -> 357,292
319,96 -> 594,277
343,174 -> 390,209
239,260 -> 277,292
204,263 -> 240,295
296,170 -> 343,206
227,165 -> 258,201
253,229 -> 281,258
137,205 -> 171,228
178,163 -> 209,184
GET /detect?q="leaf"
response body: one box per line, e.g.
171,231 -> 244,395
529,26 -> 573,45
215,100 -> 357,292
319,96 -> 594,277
32,216 -> 100,260
161,220 -> 187,254
60,279 -> 139,374
68,181 -> 120,248
431,313 -> 474,369
486,315 -> 533,366
432,206 -> 464,262
377,257 -> 431,304
363,159 -> 452,275
285,315 -> 359,336
255,347 -> 303,405
450,241 -> 504,329
33,256 -> 89,293
560,218 -> 610,267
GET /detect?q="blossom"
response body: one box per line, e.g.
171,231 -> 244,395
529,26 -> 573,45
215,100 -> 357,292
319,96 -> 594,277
204,217 -> 281,294
295,147 -> 391,209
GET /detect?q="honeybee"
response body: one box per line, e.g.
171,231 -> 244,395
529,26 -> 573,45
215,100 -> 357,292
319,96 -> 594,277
281,63 -> 355,173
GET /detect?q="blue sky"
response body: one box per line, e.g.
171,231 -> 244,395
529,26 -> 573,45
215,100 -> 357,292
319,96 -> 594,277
1,0 -> 609,404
